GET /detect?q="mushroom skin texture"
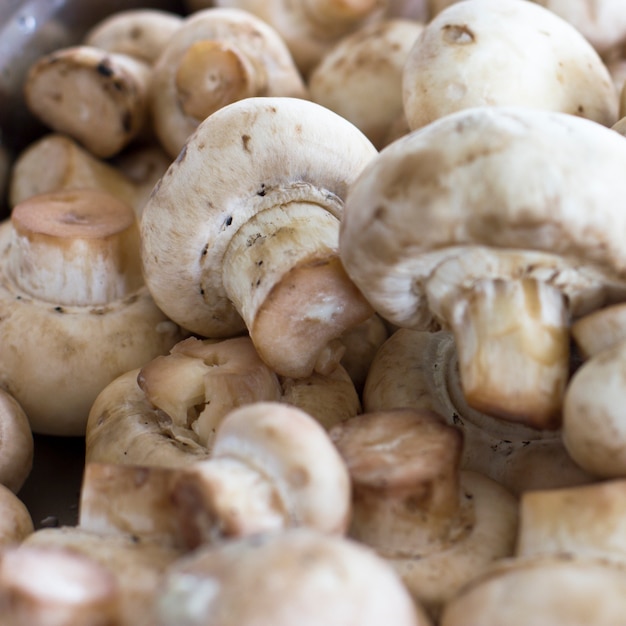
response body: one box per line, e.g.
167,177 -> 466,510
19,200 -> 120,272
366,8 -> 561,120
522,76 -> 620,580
0,389 -> 33,494
141,96 -> 377,379
339,106 -> 626,428
330,408 -> 518,618
402,0 -> 618,131
363,328 -> 593,495
0,484 -> 34,546
149,7 -> 308,159
0,188 -> 186,435
155,528 -> 432,626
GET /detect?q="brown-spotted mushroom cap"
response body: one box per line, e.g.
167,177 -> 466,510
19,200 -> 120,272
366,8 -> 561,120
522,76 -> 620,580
155,528 -> 432,626
141,96 -> 377,379
402,0 -> 618,131
0,188 -> 185,435
330,408 -> 518,618
149,7 -> 308,159
340,106 -> 626,429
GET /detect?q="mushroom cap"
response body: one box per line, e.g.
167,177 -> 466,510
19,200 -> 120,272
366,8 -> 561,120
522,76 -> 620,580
0,389 -> 33,494
571,301 -> 626,358
155,528 -> 430,626
402,0 -> 618,130
0,484 -> 34,546
141,95 -> 377,338
340,106 -> 626,330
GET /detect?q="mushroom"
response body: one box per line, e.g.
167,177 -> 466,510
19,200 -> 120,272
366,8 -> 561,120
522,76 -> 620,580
339,106 -> 626,428
329,408 -> 518,618
308,18 -> 424,149
24,45 -> 152,158
141,96 -> 377,379
570,301 -> 626,358
0,188 -> 186,435
149,7 -> 308,159
84,9 -> 184,65
402,0 -> 618,132
0,483 -> 34,546
212,0 -> 388,78
0,389 -> 33,494
170,401 -> 351,548
440,479 -> 626,625
155,528 -> 432,626
363,328 -> 593,495
85,336 -> 360,467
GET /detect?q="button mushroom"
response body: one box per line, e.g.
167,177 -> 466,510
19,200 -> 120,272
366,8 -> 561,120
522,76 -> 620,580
0,188 -> 186,435
141,96 -> 377,379
402,0 -> 618,131
339,105 -> 626,428
329,408 -> 518,619
0,389 -> 33,494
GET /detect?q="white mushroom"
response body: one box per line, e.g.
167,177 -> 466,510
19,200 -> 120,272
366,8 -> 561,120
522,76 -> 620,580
570,301 -> 626,358
0,389 -> 33,494
340,106 -> 626,428
149,7 -> 308,158
141,96 -> 377,379
402,0 -> 618,131
0,483 -> 34,546
0,188 -> 186,435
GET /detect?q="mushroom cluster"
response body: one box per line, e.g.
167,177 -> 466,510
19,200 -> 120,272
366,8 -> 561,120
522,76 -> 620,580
4,0 -> 626,622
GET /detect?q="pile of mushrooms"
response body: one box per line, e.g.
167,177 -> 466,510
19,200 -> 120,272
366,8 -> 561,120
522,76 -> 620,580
6,0 -> 626,622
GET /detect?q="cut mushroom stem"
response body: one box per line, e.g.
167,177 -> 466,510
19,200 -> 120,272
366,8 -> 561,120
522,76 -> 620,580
8,189 -> 142,307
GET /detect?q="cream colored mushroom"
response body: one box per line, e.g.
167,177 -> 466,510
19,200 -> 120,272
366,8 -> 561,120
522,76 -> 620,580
155,528 -> 432,626
330,408 -> 518,619
213,0 -> 387,77
339,106 -> 626,429
308,18 -> 424,150
141,96 -> 377,379
85,335 -> 360,466
0,188 -> 185,435
84,9 -> 183,65
0,483 -> 34,546
571,301 -> 626,358
24,45 -> 152,158
0,389 -> 33,494
363,328 -> 593,495
149,7 -> 307,159
171,401 -> 351,547
402,0 -> 618,131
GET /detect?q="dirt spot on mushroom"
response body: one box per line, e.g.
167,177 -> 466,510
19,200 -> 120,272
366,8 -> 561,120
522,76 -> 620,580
442,24 -> 476,45
242,134 -> 252,152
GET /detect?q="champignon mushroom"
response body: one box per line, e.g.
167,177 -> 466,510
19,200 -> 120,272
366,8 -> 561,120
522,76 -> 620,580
402,0 -> 618,131
308,18 -> 424,150
155,528 -> 432,626
339,106 -> 626,428
149,7 -> 308,159
0,188 -> 186,435
570,301 -> 626,358
0,389 -> 33,494
141,96 -> 377,379
329,408 -> 518,619
171,401 -> 351,548
363,328 -> 593,495
0,483 -> 34,546
24,45 -> 152,158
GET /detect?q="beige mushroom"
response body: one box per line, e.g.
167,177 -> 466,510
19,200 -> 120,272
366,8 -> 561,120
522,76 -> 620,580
149,7 -> 307,159
330,408 -> 518,618
363,328 -> 593,495
339,106 -> 626,429
0,188 -> 185,435
571,301 -> 626,358
0,483 -> 34,546
402,0 -> 618,131
155,528 -> 432,626
0,389 -> 33,494
84,9 -> 184,65
141,96 -> 377,379
212,0 -> 387,77
308,18 -> 424,150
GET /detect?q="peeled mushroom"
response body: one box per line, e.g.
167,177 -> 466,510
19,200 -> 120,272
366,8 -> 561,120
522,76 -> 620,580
402,0 -> 618,131
141,96 -> 377,379
340,106 -> 626,429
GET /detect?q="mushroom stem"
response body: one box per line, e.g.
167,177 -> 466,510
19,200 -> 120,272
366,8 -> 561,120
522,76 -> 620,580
446,277 -> 570,429
8,189 -> 143,307
223,202 -> 373,377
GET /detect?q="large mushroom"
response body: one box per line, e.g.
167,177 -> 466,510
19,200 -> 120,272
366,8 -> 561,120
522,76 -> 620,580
339,105 -> 626,429
141,96 -> 377,379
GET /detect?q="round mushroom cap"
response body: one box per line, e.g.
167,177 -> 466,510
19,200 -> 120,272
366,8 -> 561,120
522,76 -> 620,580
156,528 -> 430,626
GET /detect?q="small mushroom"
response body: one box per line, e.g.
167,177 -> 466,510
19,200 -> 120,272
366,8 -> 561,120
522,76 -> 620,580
340,106 -> 626,428
24,45 -> 152,158
0,389 -> 33,494
149,7 -> 308,158
402,0 -> 618,131
155,528 -> 432,626
570,301 -> 626,358
329,408 -> 518,618
141,96 -> 377,379
0,483 -> 34,546
0,188 -> 185,435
